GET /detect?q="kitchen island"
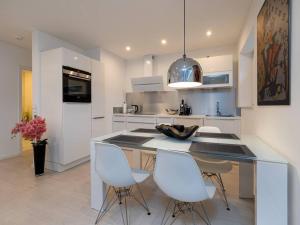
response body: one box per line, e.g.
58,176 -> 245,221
90,130 -> 287,225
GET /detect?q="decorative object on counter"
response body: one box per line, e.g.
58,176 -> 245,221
155,124 -> 198,140
165,108 -> 178,115
11,116 -> 47,176
167,0 -> 203,88
257,0 -> 290,105
179,99 -> 192,116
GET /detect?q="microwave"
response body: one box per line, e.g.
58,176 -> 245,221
62,66 -> 91,103
202,70 -> 233,88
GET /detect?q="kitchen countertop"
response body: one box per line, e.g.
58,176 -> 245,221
113,113 -> 241,120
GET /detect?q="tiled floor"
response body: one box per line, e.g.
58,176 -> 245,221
0,151 -> 254,225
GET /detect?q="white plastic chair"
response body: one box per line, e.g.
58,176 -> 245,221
196,126 -> 232,210
154,149 -> 216,225
94,142 -> 151,225
143,123 -> 171,171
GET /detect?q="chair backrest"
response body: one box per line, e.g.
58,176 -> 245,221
95,142 -> 135,187
153,149 -> 210,203
198,126 -> 221,133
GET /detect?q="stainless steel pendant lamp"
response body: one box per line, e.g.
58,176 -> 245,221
167,0 -> 203,88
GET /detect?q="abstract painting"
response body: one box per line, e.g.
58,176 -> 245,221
257,0 -> 290,105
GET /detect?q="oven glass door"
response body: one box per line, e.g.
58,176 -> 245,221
63,74 -> 91,102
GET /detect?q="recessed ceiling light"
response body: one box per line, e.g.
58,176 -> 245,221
125,46 -> 131,51
161,39 -> 167,45
146,60 -> 151,65
206,30 -> 212,37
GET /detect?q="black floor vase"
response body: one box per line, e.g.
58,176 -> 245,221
33,143 -> 46,176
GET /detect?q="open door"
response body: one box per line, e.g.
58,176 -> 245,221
21,70 -> 33,151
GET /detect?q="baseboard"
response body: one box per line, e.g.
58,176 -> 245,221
45,155 -> 90,172
0,152 -> 21,160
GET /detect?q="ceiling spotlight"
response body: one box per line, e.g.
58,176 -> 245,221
161,39 -> 167,45
146,60 -> 151,65
206,30 -> 212,37
125,46 -> 131,51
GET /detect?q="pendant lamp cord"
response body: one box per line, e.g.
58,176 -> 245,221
183,0 -> 186,59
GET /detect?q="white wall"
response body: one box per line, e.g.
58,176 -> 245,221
239,1 -> 300,225
101,49 -> 126,133
0,41 -> 31,159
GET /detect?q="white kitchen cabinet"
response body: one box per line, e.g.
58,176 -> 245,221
204,118 -> 241,137
41,48 -> 92,172
126,116 -> 156,131
92,117 -> 106,138
156,117 -> 174,125
126,122 -> 156,131
63,48 -> 91,72
62,104 -> 91,165
112,122 -> 126,132
197,55 -> 233,73
127,116 -> 156,124
112,115 -> 127,132
91,59 -> 105,118
174,118 -> 204,127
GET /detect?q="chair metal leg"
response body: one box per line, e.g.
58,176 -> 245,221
124,195 -> 129,225
143,154 -> 152,170
95,186 -> 112,225
160,199 -> 172,225
135,183 -> 151,215
96,185 -> 151,225
96,196 -> 118,223
144,154 -> 156,171
118,195 -> 127,225
215,173 -> 230,210
191,208 -> 197,225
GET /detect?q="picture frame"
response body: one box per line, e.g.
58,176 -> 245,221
257,0 -> 290,105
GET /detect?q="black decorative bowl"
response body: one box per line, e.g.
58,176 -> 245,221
155,124 -> 199,140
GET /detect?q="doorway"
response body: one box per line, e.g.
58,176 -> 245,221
21,69 -> 33,151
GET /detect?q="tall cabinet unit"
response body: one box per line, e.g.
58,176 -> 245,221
41,47 -> 96,172
91,59 -> 106,137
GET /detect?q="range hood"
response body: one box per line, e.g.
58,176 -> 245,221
131,55 -> 164,92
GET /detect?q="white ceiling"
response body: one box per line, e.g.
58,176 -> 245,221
0,0 -> 252,59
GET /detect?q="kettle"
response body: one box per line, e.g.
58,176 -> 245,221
131,105 -> 138,113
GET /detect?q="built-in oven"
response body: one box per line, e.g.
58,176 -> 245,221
62,66 -> 91,103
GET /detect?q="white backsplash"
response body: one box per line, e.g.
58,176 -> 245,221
126,89 -> 240,116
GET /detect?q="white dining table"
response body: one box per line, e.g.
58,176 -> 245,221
90,130 -> 288,225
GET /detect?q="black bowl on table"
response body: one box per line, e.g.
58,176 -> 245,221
155,124 -> 199,140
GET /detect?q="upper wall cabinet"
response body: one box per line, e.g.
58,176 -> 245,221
63,48 -> 91,72
196,55 -> 233,89
198,55 -> 233,73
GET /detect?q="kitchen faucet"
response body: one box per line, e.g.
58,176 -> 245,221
216,101 -> 221,116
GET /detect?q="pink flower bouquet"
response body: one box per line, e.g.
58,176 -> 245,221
12,116 -> 47,146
